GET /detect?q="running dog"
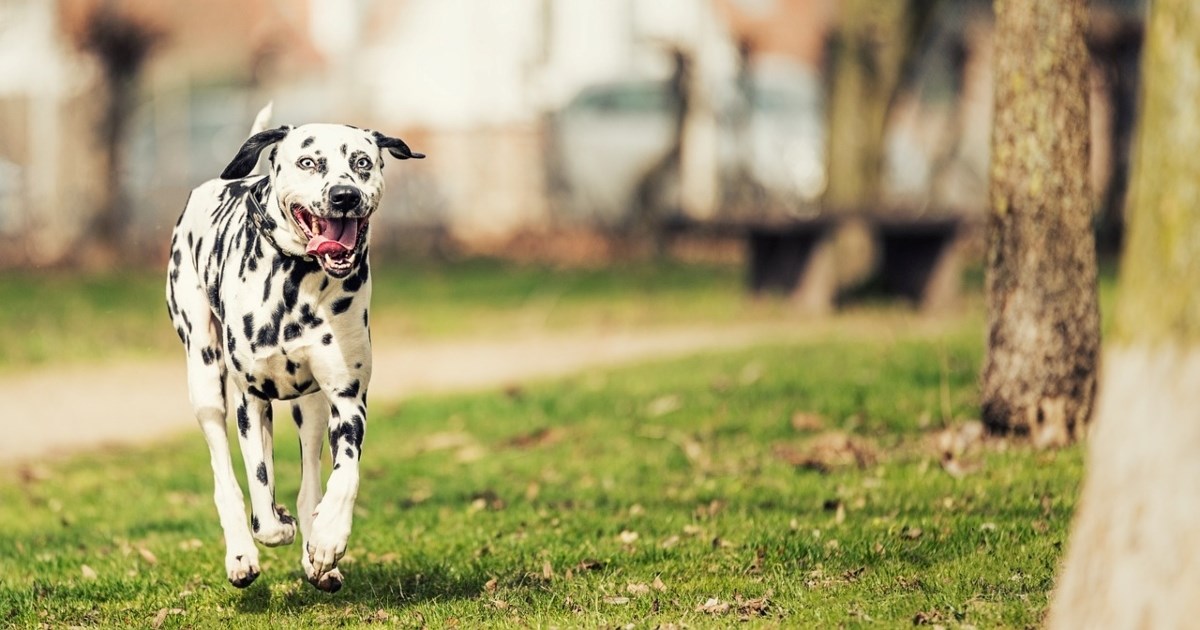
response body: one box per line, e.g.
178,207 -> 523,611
166,105 -> 423,591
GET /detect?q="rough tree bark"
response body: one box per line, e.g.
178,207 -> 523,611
1049,0 -> 1200,625
980,0 -> 1099,444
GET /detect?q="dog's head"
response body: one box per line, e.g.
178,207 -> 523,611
221,123 -> 423,277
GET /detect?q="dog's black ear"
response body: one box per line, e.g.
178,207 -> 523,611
221,126 -> 292,179
372,131 -> 425,160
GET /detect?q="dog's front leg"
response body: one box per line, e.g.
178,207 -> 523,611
306,388 -> 367,580
233,392 -> 297,548
292,393 -> 344,592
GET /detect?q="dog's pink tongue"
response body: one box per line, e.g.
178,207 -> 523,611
305,218 -> 359,256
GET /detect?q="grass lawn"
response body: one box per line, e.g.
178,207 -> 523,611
0,315 -> 1083,627
0,259 -> 786,370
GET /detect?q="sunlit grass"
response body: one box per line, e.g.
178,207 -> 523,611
0,322 -> 1083,628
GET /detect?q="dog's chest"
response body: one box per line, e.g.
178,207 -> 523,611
214,249 -> 371,400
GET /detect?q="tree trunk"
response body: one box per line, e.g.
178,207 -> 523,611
821,0 -> 939,211
1049,0 -> 1200,625
979,0 -> 1099,444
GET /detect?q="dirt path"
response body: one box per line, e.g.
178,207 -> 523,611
6,321 -> 827,464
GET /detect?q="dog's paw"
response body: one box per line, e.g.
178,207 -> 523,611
253,504 -> 298,547
226,551 -> 261,588
305,566 -> 344,593
305,515 -> 349,577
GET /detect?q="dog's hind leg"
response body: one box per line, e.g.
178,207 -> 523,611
170,251 -> 262,588
292,392 -> 343,592
233,392 -> 297,548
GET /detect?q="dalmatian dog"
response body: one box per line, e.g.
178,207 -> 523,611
165,105 -> 423,592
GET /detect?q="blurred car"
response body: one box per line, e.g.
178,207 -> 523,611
550,62 -> 825,224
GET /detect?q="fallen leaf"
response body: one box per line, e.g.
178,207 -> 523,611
618,530 -> 639,545
542,560 -> 554,581
484,578 -> 498,593
603,596 -> 630,605
81,565 -> 98,580
506,427 -> 564,449
774,431 -> 879,473
790,412 -> 826,432
652,576 -> 667,592
902,526 -> 924,540
151,608 -> 169,629
575,559 -> 606,572
137,547 -> 158,565
490,599 -> 509,610
697,597 -> 731,614
626,582 -> 650,596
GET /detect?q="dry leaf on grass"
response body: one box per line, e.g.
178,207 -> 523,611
80,565 -> 98,580
774,431 -> 879,473
603,596 -> 630,605
697,598 -> 731,614
617,530 -> 639,544
505,427 -> 565,449
137,547 -> 158,565
790,412 -> 826,432
626,582 -> 650,596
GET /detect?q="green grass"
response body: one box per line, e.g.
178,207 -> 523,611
0,260 -> 781,369
0,323 -> 1083,628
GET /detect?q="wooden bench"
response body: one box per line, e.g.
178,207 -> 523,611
662,213 -> 975,312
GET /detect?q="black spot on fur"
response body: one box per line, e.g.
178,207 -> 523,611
260,379 -> 279,399
283,323 -> 302,341
242,314 -> 255,341
300,303 -> 324,328
256,462 -> 268,485
291,405 -> 303,428
294,379 -> 314,393
344,447 -> 355,460
301,136 -> 315,148
322,333 -> 333,345
285,360 -> 298,375
338,380 -> 360,399
332,296 -> 353,315
329,416 -> 364,453
251,514 -> 260,532
237,402 -> 249,438
172,249 -> 181,265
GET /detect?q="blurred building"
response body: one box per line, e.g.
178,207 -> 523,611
0,0 -> 1145,265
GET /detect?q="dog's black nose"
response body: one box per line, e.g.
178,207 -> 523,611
329,185 -> 362,212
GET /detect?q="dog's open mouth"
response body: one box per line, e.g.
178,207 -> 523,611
291,205 -> 367,277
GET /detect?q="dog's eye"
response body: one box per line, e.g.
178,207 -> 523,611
297,157 -> 317,170
355,157 -> 372,170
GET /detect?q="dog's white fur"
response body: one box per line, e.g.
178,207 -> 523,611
165,105 -> 422,591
